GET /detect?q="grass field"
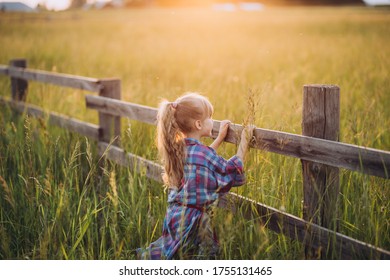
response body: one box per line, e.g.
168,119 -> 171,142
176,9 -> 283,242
0,6 -> 389,259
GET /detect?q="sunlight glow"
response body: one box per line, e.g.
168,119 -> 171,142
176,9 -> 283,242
44,0 -> 70,10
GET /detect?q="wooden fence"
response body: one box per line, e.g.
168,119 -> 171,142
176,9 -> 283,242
1,59 -> 389,259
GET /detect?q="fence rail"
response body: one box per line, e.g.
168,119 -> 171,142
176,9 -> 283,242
86,94 -> 390,179
7,64 -> 103,92
0,65 -> 8,75
1,60 -> 389,259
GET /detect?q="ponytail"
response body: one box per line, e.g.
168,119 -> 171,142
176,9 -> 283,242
156,101 -> 186,190
156,93 -> 213,190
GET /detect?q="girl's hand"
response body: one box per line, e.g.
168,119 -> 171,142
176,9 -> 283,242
217,120 -> 231,141
241,125 -> 255,145
210,120 -> 231,150
237,125 -> 255,161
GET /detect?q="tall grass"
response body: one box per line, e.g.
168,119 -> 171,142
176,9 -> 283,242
0,107 -> 168,259
0,7 -> 389,259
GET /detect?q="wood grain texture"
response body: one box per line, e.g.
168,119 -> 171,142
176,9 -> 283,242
98,142 -> 163,183
86,95 -> 157,125
215,122 -> 389,179
9,59 -> 28,102
98,79 -> 121,145
0,65 -> 8,75
302,85 -> 340,227
4,65 -> 102,92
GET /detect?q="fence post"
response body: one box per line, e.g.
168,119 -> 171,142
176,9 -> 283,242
302,84 -> 340,258
9,59 -> 28,101
96,78 -> 121,250
98,78 -> 121,147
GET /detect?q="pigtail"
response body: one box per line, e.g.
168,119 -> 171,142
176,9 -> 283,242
156,101 -> 186,190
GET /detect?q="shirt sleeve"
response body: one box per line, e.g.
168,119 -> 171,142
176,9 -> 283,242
206,148 -> 246,193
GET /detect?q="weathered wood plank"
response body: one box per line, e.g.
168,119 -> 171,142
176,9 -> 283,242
302,85 -> 340,259
86,95 -> 389,178
0,97 -> 100,140
6,66 -> 102,92
10,59 -> 28,101
213,121 -> 389,179
48,113 -> 100,140
301,85 -> 340,259
86,94 -> 157,125
97,79 -> 121,146
98,142 -> 162,183
0,65 -> 9,75
97,141 -> 390,259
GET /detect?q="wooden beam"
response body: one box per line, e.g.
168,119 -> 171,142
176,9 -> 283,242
10,59 -> 28,102
0,65 -> 8,75
98,142 -> 163,183
97,79 -> 121,146
86,94 -> 157,125
48,113 -> 100,140
97,141 -> 390,260
7,66 -> 102,92
0,97 -> 100,140
212,121 -> 390,179
301,85 -> 340,258
86,95 -> 389,179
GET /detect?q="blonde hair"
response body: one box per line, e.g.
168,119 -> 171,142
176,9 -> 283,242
157,93 -> 213,189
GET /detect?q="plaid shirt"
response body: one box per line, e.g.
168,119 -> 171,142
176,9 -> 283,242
137,138 -> 245,259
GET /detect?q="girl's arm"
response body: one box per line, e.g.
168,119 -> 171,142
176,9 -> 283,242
210,120 -> 231,150
236,125 -> 254,161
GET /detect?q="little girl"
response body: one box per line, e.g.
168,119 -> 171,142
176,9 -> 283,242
137,92 -> 253,260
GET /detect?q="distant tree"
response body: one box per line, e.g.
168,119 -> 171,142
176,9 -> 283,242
36,3 -> 47,11
69,0 -> 87,9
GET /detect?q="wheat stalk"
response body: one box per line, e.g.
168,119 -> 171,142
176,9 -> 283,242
0,176 -> 15,210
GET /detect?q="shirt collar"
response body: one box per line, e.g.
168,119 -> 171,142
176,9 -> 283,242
184,138 -> 202,146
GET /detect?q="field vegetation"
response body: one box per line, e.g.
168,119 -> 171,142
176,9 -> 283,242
0,6 -> 389,259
